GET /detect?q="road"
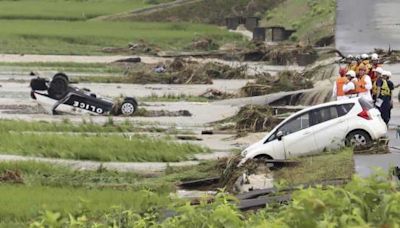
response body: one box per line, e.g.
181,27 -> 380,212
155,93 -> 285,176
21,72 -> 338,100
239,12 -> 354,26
336,0 -> 400,176
336,0 -> 400,55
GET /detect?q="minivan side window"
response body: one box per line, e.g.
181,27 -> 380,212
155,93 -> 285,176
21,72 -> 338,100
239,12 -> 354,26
310,106 -> 339,125
278,112 -> 310,136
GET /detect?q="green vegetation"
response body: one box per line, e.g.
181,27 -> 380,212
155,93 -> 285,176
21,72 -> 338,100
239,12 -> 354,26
0,160 -> 218,192
263,0 -> 336,44
0,20 -> 243,55
274,148 -> 354,185
0,132 -> 207,162
0,0 -> 152,21
0,185 -> 171,224
0,160 -> 219,224
0,119 -> 208,162
0,119 -> 165,133
26,172 -> 400,227
0,62 -> 125,74
107,0 -> 282,25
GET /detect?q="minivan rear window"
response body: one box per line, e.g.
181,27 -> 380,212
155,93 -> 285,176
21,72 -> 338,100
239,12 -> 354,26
359,98 -> 374,110
337,103 -> 354,116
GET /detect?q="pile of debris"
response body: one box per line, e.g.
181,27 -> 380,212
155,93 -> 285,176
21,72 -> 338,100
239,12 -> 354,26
102,39 -> 160,55
0,170 -> 23,184
244,44 -> 318,66
122,58 -> 250,84
240,71 -> 313,97
220,105 -> 281,133
199,88 -> 234,100
353,138 -> 389,154
374,48 -> 400,64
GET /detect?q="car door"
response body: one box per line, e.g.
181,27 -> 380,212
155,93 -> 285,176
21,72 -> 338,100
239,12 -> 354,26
310,105 -> 351,152
278,111 -> 318,158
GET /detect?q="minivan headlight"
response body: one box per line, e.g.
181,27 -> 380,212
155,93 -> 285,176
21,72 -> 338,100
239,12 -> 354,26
241,150 -> 248,157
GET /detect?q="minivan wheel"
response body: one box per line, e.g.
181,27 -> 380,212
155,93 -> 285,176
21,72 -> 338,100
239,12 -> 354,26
254,155 -> 280,170
346,130 -> 372,147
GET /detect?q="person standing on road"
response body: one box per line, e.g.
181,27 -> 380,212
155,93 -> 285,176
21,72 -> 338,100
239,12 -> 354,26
374,71 -> 393,125
332,67 -> 349,100
344,70 -> 358,98
372,67 -> 384,100
369,54 -> 382,82
356,64 -> 373,102
361,54 -> 372,74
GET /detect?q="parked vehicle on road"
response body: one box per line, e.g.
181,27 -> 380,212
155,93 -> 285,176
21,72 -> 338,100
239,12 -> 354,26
30,73 -> 138,116
241,98 -> 387,162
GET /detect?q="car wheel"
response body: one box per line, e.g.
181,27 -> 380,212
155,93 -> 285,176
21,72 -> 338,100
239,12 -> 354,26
346,130 -> 372,147
119,100 -> 137,116
48,74 -> 69,100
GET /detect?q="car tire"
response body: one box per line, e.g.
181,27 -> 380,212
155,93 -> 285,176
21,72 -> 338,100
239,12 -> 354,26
48,73 -> 69,100
119,99 -> 138,116
345,130 -> 372,147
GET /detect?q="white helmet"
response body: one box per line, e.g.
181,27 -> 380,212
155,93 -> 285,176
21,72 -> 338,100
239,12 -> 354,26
382,71 -> 392,77
346,70 -> 356,78
371,53 -> 379,60
347,54 -> 354,59
355,55 -> 361,60
361,54 -> 369,59
373,67 -> 384,74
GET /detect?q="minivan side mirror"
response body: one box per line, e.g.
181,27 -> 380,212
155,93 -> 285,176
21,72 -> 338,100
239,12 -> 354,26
276,131 -> 284,141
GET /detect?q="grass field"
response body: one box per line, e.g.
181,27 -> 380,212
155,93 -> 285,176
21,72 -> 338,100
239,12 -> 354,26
263,0 -> 335,43
0,0 -> 154,21
0,119 -> 165,133
0,20 -> 243,54
0,132 -> 207,162
0,160 -> 218,224
0,62 -> 125,74
274,148 -> 354,185
0,185 -> 171,223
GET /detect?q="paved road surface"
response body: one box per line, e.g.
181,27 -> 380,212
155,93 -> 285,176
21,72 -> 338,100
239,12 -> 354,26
336,0 -> 400,176
336,0 -> 400,55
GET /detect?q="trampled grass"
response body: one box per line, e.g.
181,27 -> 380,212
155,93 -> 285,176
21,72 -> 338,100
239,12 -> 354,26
0,0 -> 152,21
274,148 -> 354,185
0,184 -> 171,223
0,20 -> 244,54
0,160 -> 219,191
0,119 -> 166,134
0,132 -> 208,162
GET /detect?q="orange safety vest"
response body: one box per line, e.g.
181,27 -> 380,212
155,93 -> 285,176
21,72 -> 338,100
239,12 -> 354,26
356,75 -> 368,93
336,76 -> 349,96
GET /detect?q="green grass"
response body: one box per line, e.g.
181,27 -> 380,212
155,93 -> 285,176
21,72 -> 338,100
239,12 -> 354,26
0,160 -> 219,192
0,159 -> 220,224
0,119 -> 166,133
0,132 -> 208,162
0,184 -> 171,223
0,62 -> 125,74
263,0 -> 335,43
0,20 -> 243,55
274,148 -> 354,185
0,0 -> 152,21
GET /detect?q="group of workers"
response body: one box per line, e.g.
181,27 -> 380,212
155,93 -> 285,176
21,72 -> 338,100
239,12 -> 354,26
333,53 -> 394,124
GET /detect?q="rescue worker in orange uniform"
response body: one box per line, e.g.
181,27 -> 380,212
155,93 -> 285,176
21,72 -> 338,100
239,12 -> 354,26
343,70 -> 358,98
369,53 -> 382,82
332,67 -> 349,100
356,64 -> 373,102
361,54 -> 372,74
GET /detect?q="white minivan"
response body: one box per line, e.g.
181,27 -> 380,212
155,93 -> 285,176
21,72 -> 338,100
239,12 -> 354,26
240,98 -> 387,162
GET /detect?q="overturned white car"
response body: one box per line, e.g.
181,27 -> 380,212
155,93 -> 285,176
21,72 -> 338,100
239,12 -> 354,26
241,98 -> 387,163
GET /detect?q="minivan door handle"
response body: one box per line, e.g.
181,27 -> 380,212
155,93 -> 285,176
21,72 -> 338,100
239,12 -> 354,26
303,131 -> 311,135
